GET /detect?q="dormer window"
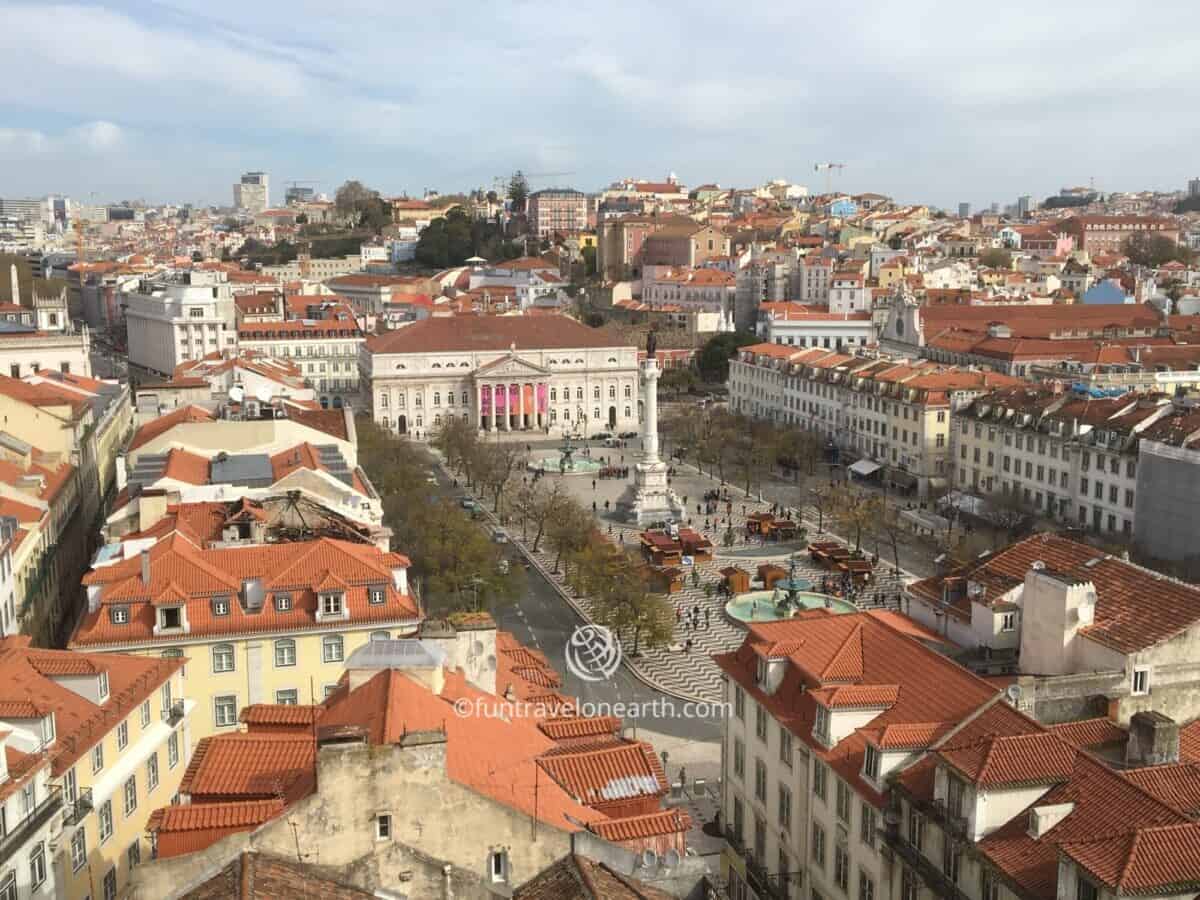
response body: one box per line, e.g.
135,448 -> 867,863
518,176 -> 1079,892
98,670 -> 110,702
863,744 -> 881,781
947,773 -> 966,817
756,657 -> 768,685
159,607 -> 182,631
814,705 -> 831,743
1077,875 -> 1099,900
110,606 -> 129,625
368,585 -> 386,605
274,593 -> 292,612
320,593 -> 345,618
212,596 -> 231,616
40,713 -> 55,747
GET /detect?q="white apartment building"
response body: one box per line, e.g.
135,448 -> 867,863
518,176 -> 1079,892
951,385 -> 1169,537
233,172 -> 269,213
828,270 -> 871,315
756,303 -> 874,352
714,611 -> 997,900
793,255 -> 834,304
363,316 -> 640,438
728,343 -> 1021,496
123,270 -> 237,375
0,730 -> 57,899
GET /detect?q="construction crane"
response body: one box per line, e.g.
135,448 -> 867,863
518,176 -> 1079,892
813,162 -> 846,195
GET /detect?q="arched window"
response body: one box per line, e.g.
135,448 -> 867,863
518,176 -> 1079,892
433,392 -> 441,407
625,406 -> 631,418
608,386 -> 616,399
461,391 -> 469,405
274,639 -> 296,667
550,388 -> 557,401
576,387 -> 583,401
593,386 -> 601,400
446,392 -> 455,406
322,635 -> 344,663
414,395 -> 423,408
624,385 -> 632,398
212,643 -> 235,673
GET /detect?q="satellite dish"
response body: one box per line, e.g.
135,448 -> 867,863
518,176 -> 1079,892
663,849 -> 681,868
228,385 -> 244,403
1006,684 -> 1022,705
640,849 -> 658,868
255,385 -> 273,405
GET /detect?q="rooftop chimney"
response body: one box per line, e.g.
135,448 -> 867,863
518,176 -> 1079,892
1126,710 -> 1180,767
140,549 -> 151,587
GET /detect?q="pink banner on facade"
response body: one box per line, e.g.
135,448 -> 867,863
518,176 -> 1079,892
480,386 -> 491,416
494,385 -> 506,412
537,383 -> 548,413
509,384 -> 519,409
522,384 -> 534,415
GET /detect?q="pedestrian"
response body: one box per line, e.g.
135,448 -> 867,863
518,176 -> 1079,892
608,523 -> 613,534
704,607 -> 711,629
592,500 -> 597,512
678,766 -> 687,789
684,638 -> 693,653
592,479 -> 596,490
619,533 -> 624,544
604,499 -> 610,511
676,606 -> 682,624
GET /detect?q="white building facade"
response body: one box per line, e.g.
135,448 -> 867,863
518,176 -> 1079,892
123,270 -> 237,375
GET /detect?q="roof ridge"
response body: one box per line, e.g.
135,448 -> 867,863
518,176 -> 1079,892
819,622 -> 864,680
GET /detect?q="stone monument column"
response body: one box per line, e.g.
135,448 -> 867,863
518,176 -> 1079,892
642,358 -> 660,463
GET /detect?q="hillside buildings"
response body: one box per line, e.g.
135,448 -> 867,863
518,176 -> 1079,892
363,316 -> 641,438
526,189 -> 589,239
123,270 -> 238,376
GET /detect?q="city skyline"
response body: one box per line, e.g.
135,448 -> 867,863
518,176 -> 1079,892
1,0 -> 1198,207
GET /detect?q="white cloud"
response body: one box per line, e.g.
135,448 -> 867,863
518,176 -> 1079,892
73,121 -> 124,151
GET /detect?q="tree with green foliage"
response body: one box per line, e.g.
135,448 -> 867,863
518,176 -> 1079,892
581,245 -> 597,277
696,331 -> 757,383
978,248 -> 1012,269
1123,232 -> 1195,268
508,171 -> 530,212
334,180 -> 380,223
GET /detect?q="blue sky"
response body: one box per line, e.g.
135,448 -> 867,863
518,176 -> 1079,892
1,0 -> 1198,208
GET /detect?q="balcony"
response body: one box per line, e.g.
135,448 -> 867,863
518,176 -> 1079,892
885,828 -> 972,900
722,825 -> 788,900
0,791 -> 63,860
161,700 -> 186,726
62,787 -> 93,827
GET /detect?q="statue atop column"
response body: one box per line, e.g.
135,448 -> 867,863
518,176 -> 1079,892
646,328 -> 657,361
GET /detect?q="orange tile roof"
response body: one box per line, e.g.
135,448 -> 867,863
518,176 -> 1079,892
1049,717 -> 1128,748
588,808 -> 693,841
366,315 -> 630,354
937,731 -> 1076,787
182,733 -> 316,801
149,799 -> 286,859
0,636 -> 183,776
537,742 -> 667,808
1123,763 -> 1200,816
128,404 -> 216,451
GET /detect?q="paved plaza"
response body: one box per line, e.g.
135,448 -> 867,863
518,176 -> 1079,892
508,446 -> 909,703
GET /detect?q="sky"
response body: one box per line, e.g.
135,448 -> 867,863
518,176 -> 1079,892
1,0 -> 1198,209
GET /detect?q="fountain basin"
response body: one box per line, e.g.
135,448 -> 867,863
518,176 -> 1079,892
725,590 -> 856,623
530,455 -> 604,475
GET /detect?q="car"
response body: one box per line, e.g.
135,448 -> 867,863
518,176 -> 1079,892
603,437 -> 620,447
492,529 -> 509,544
425,476 -> 439,485
590,431 -> 612,440
619,431 -> 638,439
459,497 -> 477,510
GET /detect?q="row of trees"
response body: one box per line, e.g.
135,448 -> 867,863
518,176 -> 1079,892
355,417 -> 522,615
415,207 -> 524,268
1122,231 -> 1195,267
432,418 -> 675,656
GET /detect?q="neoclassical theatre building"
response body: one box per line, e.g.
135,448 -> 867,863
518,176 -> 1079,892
361,316 -> 642,436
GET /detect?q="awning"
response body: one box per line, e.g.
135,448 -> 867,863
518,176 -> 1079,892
849,459 -> 882,477
887,469 -> 918,490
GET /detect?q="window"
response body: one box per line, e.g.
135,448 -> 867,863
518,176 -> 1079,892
947,774 -> 966,816
778,783 -> 792,831
754,758 -> 767,802
147,751 -> 159,792
275,689 -> 298,705
104,868 -> 117,900
836,780 -> 852,823
368,585 -> 386,605
813,760 -> 828,801
212,643 -> 235,673
92,744 -> 104,774
128,839 -> 141,868
110,606 -> 129,624
1132,667 -> 1150,695
755,704 -> 768,741
860,803 -> 876,848
943,840 -> 961,883
274,592 -> 292,611
29,842 -> 46,889
908,807 -> 924,851
489,850 -> 507,884
780,727 -> 793,767
70,827 -> 87,872
140,699 -> 151,728
98,799 -> 113,843
376,813 -> 392,840
123,775 -> 137,817
733,738 -> 745,778
64,766 -> 77,805
814,705 -> 830,742
858,871 -> 874,900
834,845 -> 849,891
863,745 -> 881,780
212,596 -> 230,616
900,869 -> 919,900
168,732 -> 180,768
321,593 -> 344,616
158,606 -> 181,630
1077,876 -> 1099,900
214,695 -> 238,727
811,822 -> 826,868
274,639 -> 296,667
734,684 -> 745,719
1000,611 -> 1016,632
323,635 -> 344,663
981,869 -> 1000,900
117,721 -> 128,750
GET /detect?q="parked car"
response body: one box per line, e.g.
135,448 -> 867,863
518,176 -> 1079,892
459,497 -> 478,510
590,431 -> 613,440
618,431 -> 638,439
492,529 -> 509,544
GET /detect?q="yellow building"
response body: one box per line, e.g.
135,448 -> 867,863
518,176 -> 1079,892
877,258 -> 908,289
0,634 -> 193,900
71,502 -> 420,741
